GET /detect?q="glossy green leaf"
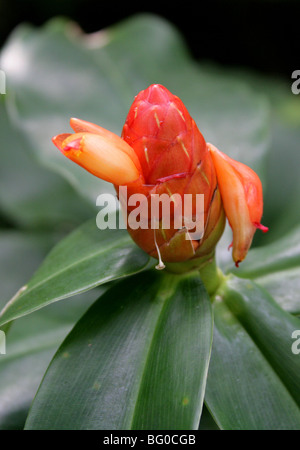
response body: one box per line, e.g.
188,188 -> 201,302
255,267 -> 300,315
0,343 -> 56,429
0,229 -> 102,429
0,289 -> 105,430
205,275 -> 300,430
0,15 -> 270,203
0,220 -> 150,327
218,224 -> 300,315
25,270 -> 213,430
230,225 -> 300,279
222,276 -> 300,406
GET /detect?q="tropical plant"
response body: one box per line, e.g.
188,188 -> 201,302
0,14 -> 299,430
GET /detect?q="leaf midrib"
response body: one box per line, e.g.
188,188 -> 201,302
127,283 -> 174,430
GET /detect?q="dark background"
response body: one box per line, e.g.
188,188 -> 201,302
0,0 -> 299,80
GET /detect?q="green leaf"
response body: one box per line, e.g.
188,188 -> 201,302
255,267 -> 300,315
219,224 -> 300,315
0,15 -> 270,203
0,229 -> 103,429
0,220 -> 150,327
205,276 -> 300,430
230,224 -> 300,279
0,343 -> 56,429
24,270 -> 213,430
0,289 -> 103,430
223,276 -> 300,407
0,230 -> 53,309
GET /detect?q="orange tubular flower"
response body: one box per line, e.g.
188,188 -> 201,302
208,143 -> 268,266
52,84 -> 268,268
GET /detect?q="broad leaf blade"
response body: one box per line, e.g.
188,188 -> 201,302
130,273 -> 213,430
0,289 -> 103,430
25,270 -> 213,430
230,225 -> 300,279
222,225 -> 300,315
222,276 -> 300,407
0,230 -> 102,429
205,276 -> 300,430
0,220 -> 150,326
255,267 -> 300,315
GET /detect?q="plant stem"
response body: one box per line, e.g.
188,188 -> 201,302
165,252 -> 225,297
198,256 -> 225,297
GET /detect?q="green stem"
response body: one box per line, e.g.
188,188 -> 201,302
165,252 -> 225,297
198,256 -> 225,297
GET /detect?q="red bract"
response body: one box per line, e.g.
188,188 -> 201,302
122,84 -> 206,185
52,84 -> 268,267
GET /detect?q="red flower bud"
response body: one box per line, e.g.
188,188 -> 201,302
121,84 -> 206,184
52,84 -> 267,268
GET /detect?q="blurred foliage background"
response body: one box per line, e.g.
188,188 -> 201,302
0,0 -> 299,78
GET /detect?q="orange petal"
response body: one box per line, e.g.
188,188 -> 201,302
208,143 -> 267,265
70,117 -> 113,135
52,133 -> 72,150
52,132 -> 141,185
70,118 -> 142,174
